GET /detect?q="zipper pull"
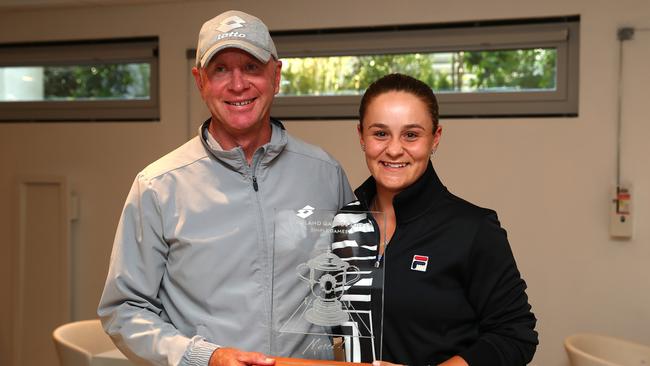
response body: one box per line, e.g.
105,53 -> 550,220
252,176 -> 259,191
374,253 -> 383,268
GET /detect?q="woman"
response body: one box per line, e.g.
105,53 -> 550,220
332,74 -> 538,366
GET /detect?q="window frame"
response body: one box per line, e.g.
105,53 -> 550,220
270,16 -> 579,119
0,37 -> 159,122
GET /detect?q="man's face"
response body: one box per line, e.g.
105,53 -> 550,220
193,48 -> 282,137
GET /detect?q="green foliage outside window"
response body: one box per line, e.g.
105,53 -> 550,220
280,48 -> 556,96
31,50 -> 554,100
463,49 -> 556,91
44,63 -> 150,100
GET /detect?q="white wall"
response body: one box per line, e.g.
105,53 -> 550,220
1,1 -> 649,366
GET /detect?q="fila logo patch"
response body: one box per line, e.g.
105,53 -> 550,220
217,15 -> 246,32
411,255 -> 429,272
296,205 -> 315,219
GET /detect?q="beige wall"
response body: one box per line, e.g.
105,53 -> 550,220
1,1 -> 649,366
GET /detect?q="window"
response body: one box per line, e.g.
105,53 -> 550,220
0,37 -> 159,122
271,16 -> 579,119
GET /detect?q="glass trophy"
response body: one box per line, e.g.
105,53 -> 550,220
272,207 -> 385,366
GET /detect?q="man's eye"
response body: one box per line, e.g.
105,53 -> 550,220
244,63 -> 260,73
373,131 -> 387,138
404,132 -> 419,139
214,66 -> 227,73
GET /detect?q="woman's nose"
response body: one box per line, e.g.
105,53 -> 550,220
385,137 -> 404,156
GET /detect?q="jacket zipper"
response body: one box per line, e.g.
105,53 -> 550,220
249,152 -> 273,354
375,222 -> 397,268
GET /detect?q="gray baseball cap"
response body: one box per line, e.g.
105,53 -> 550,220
195,10 -> 278,67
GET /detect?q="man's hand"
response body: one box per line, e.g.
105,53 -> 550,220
209,347 -> 276,366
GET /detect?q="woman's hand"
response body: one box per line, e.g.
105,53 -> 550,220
372,361 -> 402,366
438,355 -> 468,366
371,355 -> 467,366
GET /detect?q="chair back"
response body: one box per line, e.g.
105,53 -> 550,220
52,319 -> 116,366
564,333 -> 650,366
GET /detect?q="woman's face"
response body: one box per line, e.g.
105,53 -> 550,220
359,91 -> 442,195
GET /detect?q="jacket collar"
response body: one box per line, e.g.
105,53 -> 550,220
354,162 -> 447,224
198,117 -> 287,172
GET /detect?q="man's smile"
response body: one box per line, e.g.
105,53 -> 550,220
226,98 -> 256,106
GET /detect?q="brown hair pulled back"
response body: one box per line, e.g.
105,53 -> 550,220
359,73 -> 439,131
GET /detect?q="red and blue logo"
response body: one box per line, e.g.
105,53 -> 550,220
411,255 -> 429,272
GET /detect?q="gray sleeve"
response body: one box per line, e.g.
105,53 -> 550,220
336,164 -> 355,208
97,175 -> 219,366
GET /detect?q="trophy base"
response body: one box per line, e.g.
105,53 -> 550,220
274,357 -> 372,366
304,298 -> 349,326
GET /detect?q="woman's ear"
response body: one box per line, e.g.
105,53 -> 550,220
432,125 -> 443,150
357,123 -> 365,147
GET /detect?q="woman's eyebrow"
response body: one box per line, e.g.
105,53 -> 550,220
402,124 -> 426,130
366,122 -> 388,129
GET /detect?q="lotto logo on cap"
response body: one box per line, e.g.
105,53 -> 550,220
217,15 -> 246,32
196,10 -> 278,67
411,255 -> 429,272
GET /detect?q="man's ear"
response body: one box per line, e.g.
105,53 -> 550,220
273,59 -> 282,95
192,67 -> 204,91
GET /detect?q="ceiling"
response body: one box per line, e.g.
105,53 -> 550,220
0,0 -> 194,11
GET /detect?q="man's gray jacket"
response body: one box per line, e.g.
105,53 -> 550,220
98,119 -> 354,366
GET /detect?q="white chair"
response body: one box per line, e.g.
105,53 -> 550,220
52,319 -> 117,366
564,333 -> 650,366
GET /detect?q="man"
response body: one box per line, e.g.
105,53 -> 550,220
98,10 -> 354,366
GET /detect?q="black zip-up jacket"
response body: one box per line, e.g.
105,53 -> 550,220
340,162 -> 538,365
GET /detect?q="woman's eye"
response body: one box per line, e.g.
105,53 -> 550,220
404,132 -> 419,140
373,131 -> 388,138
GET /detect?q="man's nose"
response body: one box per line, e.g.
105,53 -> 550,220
228,69 -> 249,91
